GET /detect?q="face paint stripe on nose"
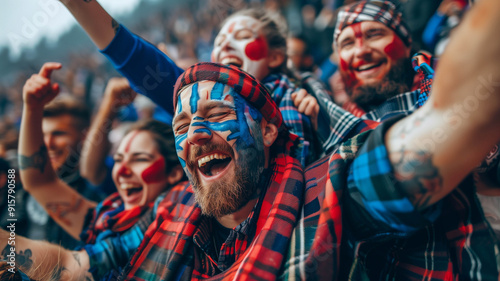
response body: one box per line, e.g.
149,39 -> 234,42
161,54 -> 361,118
190,83 -> 200,114
194,128 -> 212,135
117,163 -> 131,176
211,82 -> 224,100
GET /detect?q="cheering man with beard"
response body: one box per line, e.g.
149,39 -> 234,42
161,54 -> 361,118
298,0 -> 436,155
334,0 -> 416,114
122,9 -> 500,274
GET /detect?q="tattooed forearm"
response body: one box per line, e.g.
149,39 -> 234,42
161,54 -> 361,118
389,109 -> 444,211
46,197 -> 83,226
112,19 -> 119,34
392,149 -> 443,210
1,246 -> 35,274
19,145 -> 48,172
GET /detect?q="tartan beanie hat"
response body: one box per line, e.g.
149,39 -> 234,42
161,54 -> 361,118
174,62 -> 284,130
334,0 -> 412,47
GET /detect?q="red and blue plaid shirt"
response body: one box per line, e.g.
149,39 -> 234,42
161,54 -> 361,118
283,118 -> 500,280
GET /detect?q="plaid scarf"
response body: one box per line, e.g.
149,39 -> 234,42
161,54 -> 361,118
121,133 -> 305,280
262,73 -> 317,165
412,51 -> 434,108
80,192 -> 151,244
334,0 -> 411,47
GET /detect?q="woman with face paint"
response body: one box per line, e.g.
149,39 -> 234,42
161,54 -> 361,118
54,1 -> 319,166
11,63 -> 186,280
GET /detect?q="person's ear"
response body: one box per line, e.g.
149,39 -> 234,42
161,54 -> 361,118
268,50 -> 286,69
166,165 -> 185,185
261,121 -> 278,147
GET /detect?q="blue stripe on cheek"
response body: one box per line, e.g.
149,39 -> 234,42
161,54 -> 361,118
233,94 -> 256,146
211,82 -> 224,100
190,83 -> 200,114
175,134 -> 187,167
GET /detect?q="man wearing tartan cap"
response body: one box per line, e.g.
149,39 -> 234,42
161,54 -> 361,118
334,0 -> 417,114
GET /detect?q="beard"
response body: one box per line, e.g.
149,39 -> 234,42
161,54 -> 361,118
186,138 -> 265,218
347,57 -> 415,112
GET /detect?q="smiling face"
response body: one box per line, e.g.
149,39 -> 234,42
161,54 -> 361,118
336,21 -> 411,93
212,15 -> 273,81
42,114 -> 85,173
173,81 -> 268,217
112,130 -> 171,210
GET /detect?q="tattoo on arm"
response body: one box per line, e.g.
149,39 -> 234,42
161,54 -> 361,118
46,197 -> 84,226
19,145 -> 48,172
72,252 -> 81,267
112,19 -> 119,34
17,249 -> 34,271
1,246 -> 34,272
83,0 -> 92,2
392,149 -> 443,210
390,112 -> 443,211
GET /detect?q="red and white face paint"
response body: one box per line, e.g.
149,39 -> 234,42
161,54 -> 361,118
212,15 -> 271,81
112,130 -> 170,210
336,21 -> 410,91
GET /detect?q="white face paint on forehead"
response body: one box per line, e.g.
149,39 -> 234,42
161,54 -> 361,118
212,15 -> 271,81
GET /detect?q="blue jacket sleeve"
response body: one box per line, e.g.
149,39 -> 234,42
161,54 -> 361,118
100,25 -> 184,115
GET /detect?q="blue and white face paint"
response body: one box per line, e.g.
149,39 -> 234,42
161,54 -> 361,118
172,80 -> 266,217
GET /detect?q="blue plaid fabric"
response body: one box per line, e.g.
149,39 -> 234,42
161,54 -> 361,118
83,195 -> 162,280
262,73 -> 316,166
346,119 -> 500,280
283,118 -> 500,280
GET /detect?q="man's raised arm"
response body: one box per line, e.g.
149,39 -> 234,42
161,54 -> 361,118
385,0 -> 500,211
56,0 -> 184,114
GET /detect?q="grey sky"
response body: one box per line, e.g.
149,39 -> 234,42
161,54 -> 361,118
0,0 -> 141,58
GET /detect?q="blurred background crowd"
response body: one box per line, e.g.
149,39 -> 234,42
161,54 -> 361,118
0,0 -> 465,168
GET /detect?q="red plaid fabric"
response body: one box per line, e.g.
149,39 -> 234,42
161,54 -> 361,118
173,62 -> 284,131
80,192 -> 151,244
121,134 -> 305,280
334,0 -> 412,46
